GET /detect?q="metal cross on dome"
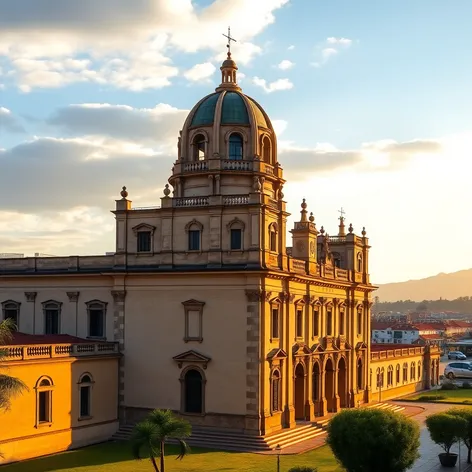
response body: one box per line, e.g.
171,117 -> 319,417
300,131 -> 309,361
222,26 -> 237,54
338,207 -> 346,221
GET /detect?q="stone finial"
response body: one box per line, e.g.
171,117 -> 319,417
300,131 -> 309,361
348,223 -> 354,234
320,226 -> 325,235
120,186 -> 128,199
309,212 -> 315,223
163,184 -> 171,197
300,198 -> 308,222
362,227 -> 367,237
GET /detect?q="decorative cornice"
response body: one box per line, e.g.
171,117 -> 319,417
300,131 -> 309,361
111,290 -> 126,303
24,292 -> 37,302
67,292 -> 80,302
182,299 -> 205,308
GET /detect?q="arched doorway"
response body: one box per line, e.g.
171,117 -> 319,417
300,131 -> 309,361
184,369 -> 203,413
294,363 -> 305,420
357,357 -> 363,390
312,362 -> 321,416
325,358 -> 335,412
338,357 -> 347,408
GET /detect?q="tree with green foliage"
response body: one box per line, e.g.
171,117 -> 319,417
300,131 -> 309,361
426,413 -> 467,458
0,318 -> 28,410
327,408 -> 420,472
130,409 -> 191,472
446,408 -> 472,463
288,467 -> 318,472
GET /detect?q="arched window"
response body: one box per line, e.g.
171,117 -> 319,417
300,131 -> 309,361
357,307 -> 363,335
357,253 -> 363,273
79,374 -> 93,418
42,301 -> 62,335
192,134 -> 206,161
410,362 -> 416,380
333,252 -> 341,268
387,365 -> 394,386
262,136 -> 271,164
396,364 -> 401,384
185,219 -> 203,252
1,300 -> 20,330
271,303 -> 280,340
269,223 -> 278,252
35,377 -> 53,425
184,369 -> 203,414
403,363 -> 408,382
86,301 -> 107,339
226,218 -> 245,251
271,369 -> 281,412
228,133 -> 243,160
418,361 -> 422,380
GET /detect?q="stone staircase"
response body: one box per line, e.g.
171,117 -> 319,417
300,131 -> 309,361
110,402 -> 405,452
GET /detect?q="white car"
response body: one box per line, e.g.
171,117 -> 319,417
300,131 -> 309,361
444,362 -> 472,380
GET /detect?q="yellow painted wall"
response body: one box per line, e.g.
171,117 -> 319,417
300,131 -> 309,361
0,354 -> 119,464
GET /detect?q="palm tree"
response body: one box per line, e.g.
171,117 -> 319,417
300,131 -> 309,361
130,409 -> 191,472
0,318 -> 27,410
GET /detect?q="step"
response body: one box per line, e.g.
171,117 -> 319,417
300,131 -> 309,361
266,426 -> 325,448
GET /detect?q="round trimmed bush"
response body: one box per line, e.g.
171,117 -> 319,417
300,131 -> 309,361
327,408 -> 420,472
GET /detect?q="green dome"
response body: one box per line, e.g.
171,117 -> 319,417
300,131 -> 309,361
189,91 -> 271,129
191,93 -> 219,126
221,92 -> 249,124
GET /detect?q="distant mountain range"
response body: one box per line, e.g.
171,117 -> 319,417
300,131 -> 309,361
375,268 -> 472,302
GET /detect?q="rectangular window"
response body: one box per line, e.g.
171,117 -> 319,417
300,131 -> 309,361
270,231 -> 277,252
187,310 -> 201,339
4,308 -> 18,329
45,309 -> 59,335
38,391 -> 50,423
339,310 -> 345,335
137,231 -> 151,252
89,308 -> 104,338
230,229 -> 242,250
313,309 -> 319,337
327,310 -> 333,336
296,309 -> 303,338
357,310 -> 362,335
80,386 -> 91,418
271,308 -> 279,339
188,230 -> 200,251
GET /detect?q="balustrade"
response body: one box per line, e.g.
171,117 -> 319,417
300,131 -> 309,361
173,196 -> 209,207
223,195 -> 249,205
221,160 -> 252,171
184,161 -> 208,172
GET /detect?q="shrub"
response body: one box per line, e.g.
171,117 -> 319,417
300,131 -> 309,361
326,408 -> 420,472
447,408 -> 472,463
288,467 -> 318,472
417,394 -> 446,401
462,381 -> 472,389
425,413 -> 467,456
441,382 -> 458,390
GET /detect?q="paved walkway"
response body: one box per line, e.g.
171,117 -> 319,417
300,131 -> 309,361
265,401 -> 472,471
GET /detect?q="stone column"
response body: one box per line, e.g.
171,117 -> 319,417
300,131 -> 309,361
333,364 -> 340,412
319,364 -> 327,417
215,174 -> 221,194
305,355 -> 315,420
208,174 -> 214,195
281,291 -> 295,428
112,290 -> 126,423
244,289 -> 264,435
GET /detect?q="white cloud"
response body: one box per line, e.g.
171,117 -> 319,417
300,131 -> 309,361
0,107 -> 24,132
272,119 -> 288,136
277,59 -> 294,70
0,0 -> 290,91
252,77 -> 293,93
287,45 -> 295,50
313,36 -> 353,67
184,62 -> 216,82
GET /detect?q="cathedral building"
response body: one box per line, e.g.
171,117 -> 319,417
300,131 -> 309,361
0,49 -> 438,460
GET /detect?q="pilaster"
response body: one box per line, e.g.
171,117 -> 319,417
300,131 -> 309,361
112,289 -> 126,423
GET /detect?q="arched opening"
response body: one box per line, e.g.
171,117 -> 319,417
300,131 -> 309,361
325,358 -> 335,412
312,361 -> 321,416
79,373 -> 93,418
192,134 -> 206,161
333,252 -> 341,268
357,253 -> 363,272
184,369 -> 203,414
294,363 -> 305,420
228,133 -> 243,160
337,357 -> 347,408
357,358 -> 363,390
262,136 -> 271,164
269,223 -> 278,252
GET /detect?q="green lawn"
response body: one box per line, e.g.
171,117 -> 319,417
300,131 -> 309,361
405,388 -> 472,404
1,441 -> 343,472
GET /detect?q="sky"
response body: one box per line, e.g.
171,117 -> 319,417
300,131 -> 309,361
0,0 -> 471,284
